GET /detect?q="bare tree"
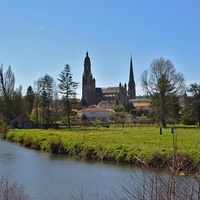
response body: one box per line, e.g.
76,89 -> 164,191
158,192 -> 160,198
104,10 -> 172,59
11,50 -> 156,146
0,65 -> 27,121
141,58 -> 185,127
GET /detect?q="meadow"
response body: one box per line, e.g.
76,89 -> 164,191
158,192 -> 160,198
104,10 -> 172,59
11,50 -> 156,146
6,125 -> 200,173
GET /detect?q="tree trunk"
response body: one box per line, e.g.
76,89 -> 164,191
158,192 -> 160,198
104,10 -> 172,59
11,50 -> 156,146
161,119 -> 167,128
67,99 -> 71,129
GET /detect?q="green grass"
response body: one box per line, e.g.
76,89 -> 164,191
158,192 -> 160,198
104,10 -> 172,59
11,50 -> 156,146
6,125 -> 200,168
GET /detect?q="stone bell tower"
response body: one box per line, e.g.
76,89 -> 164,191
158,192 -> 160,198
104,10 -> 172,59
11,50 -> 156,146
82,52 -> 96,105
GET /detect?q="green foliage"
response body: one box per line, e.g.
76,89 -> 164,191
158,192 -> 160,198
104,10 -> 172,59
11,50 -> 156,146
38,74 -> 55,125
181,117 -> 197,125
0,113 -> 9,139
57,64 -> 79,129
50,139 -> 64,154
114,94 -> 119,106
25,86 -> 35,115
184,83 -> 200,126
81,114 -> 88,122
96,116 -> 102,122
115,105 -> 125,112
131,109 -> 149,117
125,102 -> 134,112
139,99 -> 150,103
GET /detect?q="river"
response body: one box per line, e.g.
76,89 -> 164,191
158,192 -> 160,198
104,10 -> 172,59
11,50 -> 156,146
0,140 -> 143,199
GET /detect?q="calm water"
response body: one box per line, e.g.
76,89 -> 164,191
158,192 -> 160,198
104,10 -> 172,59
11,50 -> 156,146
0,140 -> 142,199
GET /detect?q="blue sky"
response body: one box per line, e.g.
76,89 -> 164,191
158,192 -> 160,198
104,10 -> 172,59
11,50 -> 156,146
0,0 -> 200,98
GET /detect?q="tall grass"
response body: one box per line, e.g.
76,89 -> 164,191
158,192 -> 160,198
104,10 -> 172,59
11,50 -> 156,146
6,125 -> 200,174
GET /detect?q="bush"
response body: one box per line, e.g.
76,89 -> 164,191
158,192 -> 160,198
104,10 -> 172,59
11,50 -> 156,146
182,118 -> 197,125
0,114 -> 9,139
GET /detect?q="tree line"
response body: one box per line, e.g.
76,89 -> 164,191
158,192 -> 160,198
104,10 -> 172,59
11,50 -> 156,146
0,57 -> 200,129
0,64 -> 78,129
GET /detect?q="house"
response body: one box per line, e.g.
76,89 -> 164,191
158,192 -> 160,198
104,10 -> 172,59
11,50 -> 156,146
10,114 -> 35,129
81,105 -> 110,122
97,100 -> 115,109
133,102 -> 151,111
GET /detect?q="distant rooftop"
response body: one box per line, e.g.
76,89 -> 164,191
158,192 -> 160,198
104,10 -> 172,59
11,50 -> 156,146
101,87 -> 119,94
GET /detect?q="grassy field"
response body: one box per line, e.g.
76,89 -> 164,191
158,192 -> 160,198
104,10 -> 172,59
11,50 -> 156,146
6,125 -> 200,171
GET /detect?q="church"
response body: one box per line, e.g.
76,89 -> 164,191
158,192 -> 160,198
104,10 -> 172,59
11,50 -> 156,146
82,52 -> 136,106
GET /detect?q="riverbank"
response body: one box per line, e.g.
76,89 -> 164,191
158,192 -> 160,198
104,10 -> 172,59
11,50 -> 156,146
6,125 -> 200,175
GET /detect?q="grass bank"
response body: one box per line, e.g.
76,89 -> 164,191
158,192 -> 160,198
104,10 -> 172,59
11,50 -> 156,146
6,125 -> 200,174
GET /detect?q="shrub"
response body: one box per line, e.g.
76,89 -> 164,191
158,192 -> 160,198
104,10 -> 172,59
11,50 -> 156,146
0,114 -> 9,139
182,118 -> 197,125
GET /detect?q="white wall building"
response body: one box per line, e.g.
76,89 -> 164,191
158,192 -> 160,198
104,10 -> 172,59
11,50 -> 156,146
82,105 -> 110,122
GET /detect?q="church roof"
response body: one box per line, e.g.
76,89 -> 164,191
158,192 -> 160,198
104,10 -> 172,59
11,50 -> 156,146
83,105 -> 109,112
101,87 -> 119,94
98,100 -> 115,105
133,103 -> 150,107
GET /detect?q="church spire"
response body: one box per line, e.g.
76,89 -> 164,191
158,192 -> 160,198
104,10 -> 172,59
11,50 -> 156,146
128,56 -> 136,99
129,56 -> 134,81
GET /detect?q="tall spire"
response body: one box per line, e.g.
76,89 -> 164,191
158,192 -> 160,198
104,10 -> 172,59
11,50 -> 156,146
129,56 -> 134,81
128,56 -> 136,99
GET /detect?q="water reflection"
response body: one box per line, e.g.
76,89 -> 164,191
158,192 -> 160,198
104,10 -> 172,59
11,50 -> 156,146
0,140 -> 140,199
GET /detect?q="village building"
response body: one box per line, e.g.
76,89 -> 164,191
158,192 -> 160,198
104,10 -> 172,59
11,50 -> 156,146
81,105 -> 110,122
10,114 -> 35,129
97,100 -> 115,109
133,102 -> 151,111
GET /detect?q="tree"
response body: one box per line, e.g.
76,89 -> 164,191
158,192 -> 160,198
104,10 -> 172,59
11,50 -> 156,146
183,83 -> 200,125
125,102 -> 134,113
0,65 -> 27,121
115,105 -> 125,113
38,74 -> 55,126
114,94 -> 120,106
31,80 -> 41,126
0,113 -> 9,139
25,86 -> 35,115
141,57 -> 185,127
12,85 -> 26,118
57,64 -> 79,129
0,65 -> 15,121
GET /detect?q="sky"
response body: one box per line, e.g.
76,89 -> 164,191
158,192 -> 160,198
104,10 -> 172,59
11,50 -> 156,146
0,0 -> 200,98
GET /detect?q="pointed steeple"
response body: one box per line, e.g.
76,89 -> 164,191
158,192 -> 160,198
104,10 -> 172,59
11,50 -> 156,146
129,56 -> 134,82
128,56 -> 136,99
